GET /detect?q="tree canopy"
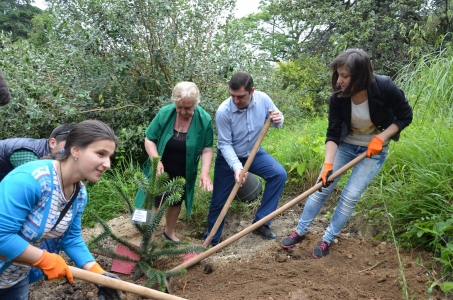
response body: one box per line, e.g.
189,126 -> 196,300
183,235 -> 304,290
0,0 -> 42,41
0,0 -> 452,157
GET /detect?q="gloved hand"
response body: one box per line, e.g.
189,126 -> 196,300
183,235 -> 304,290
317,162 -> 334,191
32,250 -> 73,284
318,162 -> 334,187
89,263 -> 122,300
367,136 -> 384,158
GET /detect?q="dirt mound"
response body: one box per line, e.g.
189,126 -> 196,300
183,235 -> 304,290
29,207 -> 443,300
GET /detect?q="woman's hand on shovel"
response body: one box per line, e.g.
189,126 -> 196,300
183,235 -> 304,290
89,263 -> 122,300
317,162 -> 334,192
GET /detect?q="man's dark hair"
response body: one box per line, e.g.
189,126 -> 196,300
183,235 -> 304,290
229,72 -> 254,92
330,49 -> 374,98
0,72 -> 11,106
49,124 -> 73,143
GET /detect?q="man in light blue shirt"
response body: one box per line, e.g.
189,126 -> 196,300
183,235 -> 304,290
203,72 -> 287,246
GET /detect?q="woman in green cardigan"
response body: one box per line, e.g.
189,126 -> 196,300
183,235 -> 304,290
136,81 -> 214,242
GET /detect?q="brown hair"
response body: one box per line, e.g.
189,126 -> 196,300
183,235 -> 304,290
53,120 -> 118,161
330,49 -> 374,97
229,72 -> 254,92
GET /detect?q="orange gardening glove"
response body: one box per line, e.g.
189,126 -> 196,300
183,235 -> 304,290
367,136 -> 385,158
317,162 -> 334,189
32,250 -> 73,284
88,262 -> 106,274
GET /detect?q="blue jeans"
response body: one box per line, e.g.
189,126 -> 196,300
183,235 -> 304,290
203,148 -> 287,246
0,276 -> 29,300
296,142 -> 388,243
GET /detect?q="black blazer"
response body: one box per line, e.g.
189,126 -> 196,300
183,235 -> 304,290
326,74 -> 413,146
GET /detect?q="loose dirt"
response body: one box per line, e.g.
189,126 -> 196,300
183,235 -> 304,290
29,198 -> 445,300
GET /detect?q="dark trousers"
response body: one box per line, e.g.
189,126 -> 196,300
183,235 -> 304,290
203,148 -> 287,246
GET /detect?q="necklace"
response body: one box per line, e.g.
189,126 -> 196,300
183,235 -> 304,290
59,162 -> 75,199
59,161 -> 66,198
176,115 -> 191,138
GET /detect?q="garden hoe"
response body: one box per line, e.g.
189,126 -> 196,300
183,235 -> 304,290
0,255 -> 187,300
170,151 -> 368,274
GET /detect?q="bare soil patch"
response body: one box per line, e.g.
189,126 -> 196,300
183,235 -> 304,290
29,200 -> 445,300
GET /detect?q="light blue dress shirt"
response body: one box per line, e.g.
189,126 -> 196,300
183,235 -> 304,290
216,90 -> 284,171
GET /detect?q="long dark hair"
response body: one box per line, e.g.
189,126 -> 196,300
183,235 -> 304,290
330,49 -> 374,97
53,120 -> 118,161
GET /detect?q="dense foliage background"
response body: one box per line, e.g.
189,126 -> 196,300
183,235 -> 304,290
1,0 -> 453,294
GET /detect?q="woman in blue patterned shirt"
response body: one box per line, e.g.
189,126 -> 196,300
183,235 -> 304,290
0,120 -> 121,300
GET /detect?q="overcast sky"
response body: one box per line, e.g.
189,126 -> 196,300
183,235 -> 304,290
32,0 -> 261,17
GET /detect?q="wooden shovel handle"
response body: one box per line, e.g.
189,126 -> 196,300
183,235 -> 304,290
0,255 -> 187,300
70,267 -> 186,300
172,151 -> 368,272
202,117 -> 272,247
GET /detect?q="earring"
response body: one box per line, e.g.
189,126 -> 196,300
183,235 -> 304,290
74,157 -> 78,161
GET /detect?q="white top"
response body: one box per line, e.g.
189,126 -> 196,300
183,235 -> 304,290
343,99 -> 388,146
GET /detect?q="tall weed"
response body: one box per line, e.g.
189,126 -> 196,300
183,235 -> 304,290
361,50 -> 453,292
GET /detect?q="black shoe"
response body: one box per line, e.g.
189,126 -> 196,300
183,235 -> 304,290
312,240 -> 330,258
252,225 -> 277,239
280,231 -> 305,249
162,231 -> 178,242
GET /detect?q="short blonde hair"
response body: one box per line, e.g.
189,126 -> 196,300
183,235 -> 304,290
172,81 -> 200,105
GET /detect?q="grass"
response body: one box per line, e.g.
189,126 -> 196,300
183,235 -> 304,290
262,118 -> 327,193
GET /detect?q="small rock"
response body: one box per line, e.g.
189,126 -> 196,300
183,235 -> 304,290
372,240 -> 380,246
377,276 -> 387,283
64,285 -> 75,295
287,248 -> 294,254
367,261 -> 374,266
239,221 -> 248,227
347,254 -> 353,259
333,238 -> 338,244
203,263 -> 214,274
275,253 -> 287,263
86,292 -> 95,299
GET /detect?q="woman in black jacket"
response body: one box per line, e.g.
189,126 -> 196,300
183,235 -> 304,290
281,49 -> 413,258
